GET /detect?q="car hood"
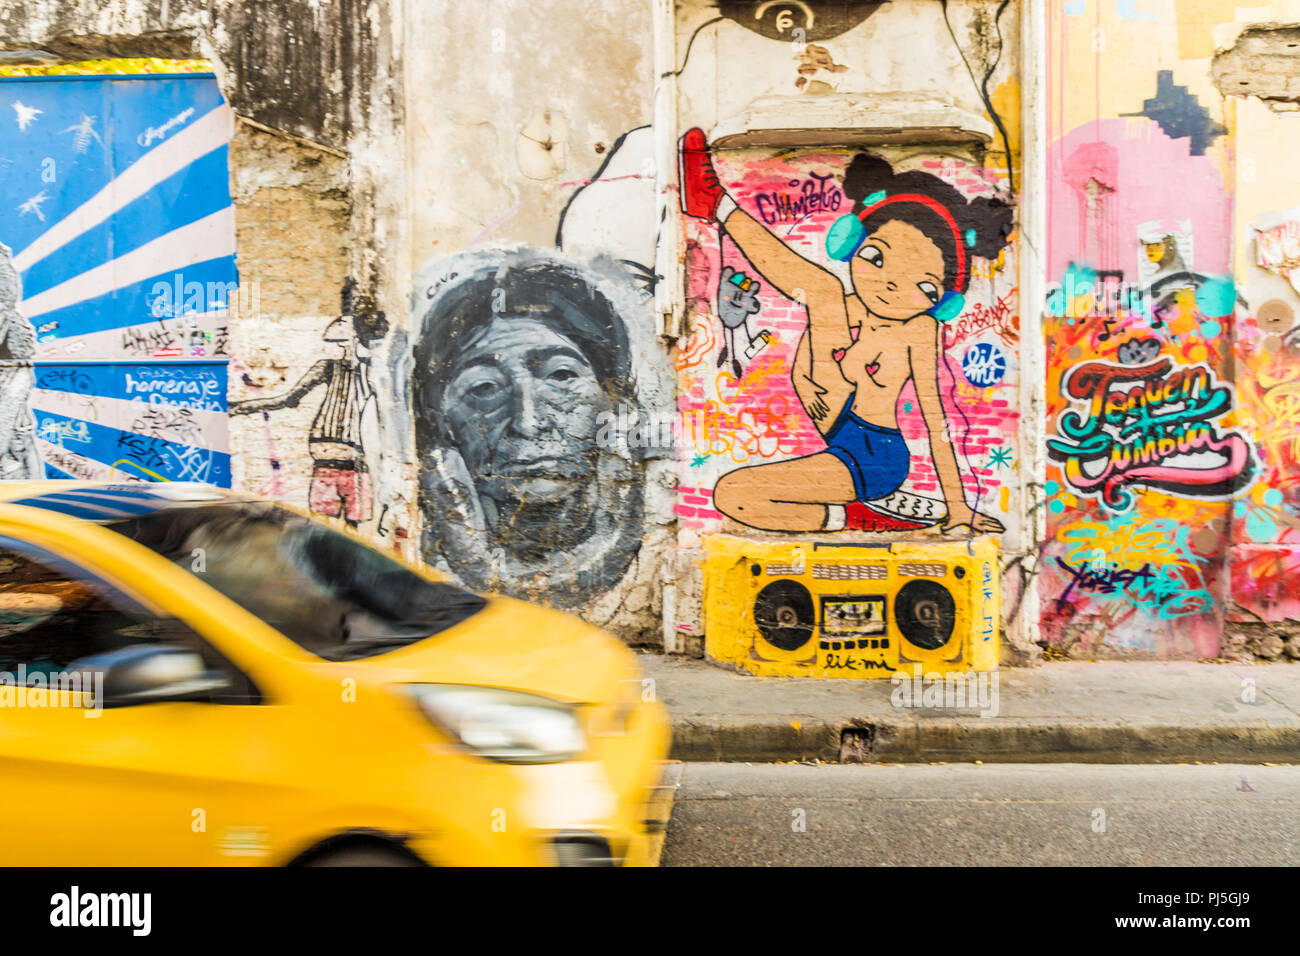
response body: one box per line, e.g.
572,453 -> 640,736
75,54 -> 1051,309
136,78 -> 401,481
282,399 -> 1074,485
324,595 -> 639,704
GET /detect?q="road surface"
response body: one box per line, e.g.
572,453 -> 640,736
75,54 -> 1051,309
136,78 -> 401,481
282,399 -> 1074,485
661,762 -> 1300,866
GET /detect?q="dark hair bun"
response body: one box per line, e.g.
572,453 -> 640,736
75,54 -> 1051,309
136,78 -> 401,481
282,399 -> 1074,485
842,153 -> 896,204
961,196 -> 1015,260
841,152 -> 1016,282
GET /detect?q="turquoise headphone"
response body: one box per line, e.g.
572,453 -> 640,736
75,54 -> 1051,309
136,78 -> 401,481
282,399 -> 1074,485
826,189 -> 972,323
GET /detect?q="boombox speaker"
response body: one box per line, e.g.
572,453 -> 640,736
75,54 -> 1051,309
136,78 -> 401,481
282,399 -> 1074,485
702,534 -> 999,678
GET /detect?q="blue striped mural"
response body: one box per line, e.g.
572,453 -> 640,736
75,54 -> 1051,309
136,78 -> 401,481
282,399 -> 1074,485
0,73 -> 234,485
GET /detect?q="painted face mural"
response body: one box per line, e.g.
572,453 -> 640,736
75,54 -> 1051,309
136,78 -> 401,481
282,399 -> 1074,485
413,249 -> 645,607
677,134 -> 1017,538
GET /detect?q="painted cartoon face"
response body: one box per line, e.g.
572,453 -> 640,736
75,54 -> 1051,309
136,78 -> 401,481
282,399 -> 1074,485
441,316 -> 604,506
848,219 -> 946,320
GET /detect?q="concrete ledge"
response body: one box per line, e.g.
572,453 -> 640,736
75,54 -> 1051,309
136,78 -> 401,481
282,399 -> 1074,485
643,653 -> 1300,764
668,714 -> 1300,764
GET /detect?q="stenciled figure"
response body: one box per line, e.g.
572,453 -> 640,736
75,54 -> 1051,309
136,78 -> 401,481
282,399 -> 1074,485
678,128 -> 1013,533
231,280 -> 386,528
413,250 -> 644,606
0,243 -> 41,480
716,264 -> 770,379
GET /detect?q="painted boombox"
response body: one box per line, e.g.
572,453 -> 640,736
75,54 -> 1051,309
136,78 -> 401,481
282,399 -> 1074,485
702,535 -> 1000,678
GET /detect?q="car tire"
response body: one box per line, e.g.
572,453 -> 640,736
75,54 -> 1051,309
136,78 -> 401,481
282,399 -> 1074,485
303,844 -> 423,867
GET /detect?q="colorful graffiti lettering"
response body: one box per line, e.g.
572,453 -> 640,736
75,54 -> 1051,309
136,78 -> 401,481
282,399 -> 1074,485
1051,514 -> 1216,622
1047,355 -> 1254,508
684,399 -> 802,464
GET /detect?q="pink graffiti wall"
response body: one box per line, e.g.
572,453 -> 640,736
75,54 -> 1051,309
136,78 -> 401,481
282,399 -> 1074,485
676,147 -> 1020,543
1042,1 -> 1269,658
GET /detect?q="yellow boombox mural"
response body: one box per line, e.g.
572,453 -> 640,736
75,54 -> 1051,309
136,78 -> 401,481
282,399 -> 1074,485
702,535 -> 1000,678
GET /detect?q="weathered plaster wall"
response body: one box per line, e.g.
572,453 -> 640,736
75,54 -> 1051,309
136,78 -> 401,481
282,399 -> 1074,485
9,0 -> 1300,661
404,0 -> 674,642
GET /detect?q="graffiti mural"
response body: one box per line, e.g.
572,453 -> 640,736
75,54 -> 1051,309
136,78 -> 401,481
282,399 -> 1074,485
412,248 -> 647,607
676,130 -> 1017,537
230,279 -> 385,528
402,117 -> 676,613
1228,221 -> 1300,626
0,72 -> 235,483
1041,265 -> 1239,651
33,361 -> 228,482
1042,2 -> 1248,655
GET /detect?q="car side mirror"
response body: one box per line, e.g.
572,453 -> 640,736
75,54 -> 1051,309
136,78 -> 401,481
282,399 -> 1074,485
72,644 -> 232,708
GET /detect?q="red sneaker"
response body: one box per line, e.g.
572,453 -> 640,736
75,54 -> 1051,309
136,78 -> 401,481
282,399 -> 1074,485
678,127 -> 724,220
845,500 -> 930,532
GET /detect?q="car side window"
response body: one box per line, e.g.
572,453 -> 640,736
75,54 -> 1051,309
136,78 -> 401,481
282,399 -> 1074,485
0,540 -> 260,704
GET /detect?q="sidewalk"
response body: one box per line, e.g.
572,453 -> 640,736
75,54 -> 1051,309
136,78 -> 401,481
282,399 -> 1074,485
638,653 -> 1300,764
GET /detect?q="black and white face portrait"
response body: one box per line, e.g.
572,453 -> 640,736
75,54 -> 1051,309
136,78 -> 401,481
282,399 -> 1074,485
413,249 -> 645,606
441,315 -> 604,522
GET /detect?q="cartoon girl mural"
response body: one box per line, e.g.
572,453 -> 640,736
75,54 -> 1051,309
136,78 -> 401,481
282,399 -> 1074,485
678,128 -> 1014,534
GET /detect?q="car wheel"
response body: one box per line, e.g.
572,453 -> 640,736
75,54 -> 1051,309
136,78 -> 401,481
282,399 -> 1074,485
303,844 -> 423,867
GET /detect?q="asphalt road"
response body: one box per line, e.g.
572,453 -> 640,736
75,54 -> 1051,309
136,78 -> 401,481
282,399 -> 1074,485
661,762 -> 1300,866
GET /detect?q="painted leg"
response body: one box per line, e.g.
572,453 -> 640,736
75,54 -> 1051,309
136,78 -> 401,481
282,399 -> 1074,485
713,452 -> 857,532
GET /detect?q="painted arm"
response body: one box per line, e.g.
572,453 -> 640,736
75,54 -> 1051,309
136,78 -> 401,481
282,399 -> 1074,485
909,316 -> 1004,534
229,361 -> 329,415
723,208 -> 841,305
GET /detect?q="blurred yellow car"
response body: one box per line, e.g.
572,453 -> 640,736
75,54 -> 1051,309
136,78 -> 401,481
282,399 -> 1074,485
0,481 -> 670,866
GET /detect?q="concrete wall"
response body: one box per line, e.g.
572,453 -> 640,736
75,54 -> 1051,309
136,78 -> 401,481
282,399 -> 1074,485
403,0 -> 674,641
6,0 -> 1300,662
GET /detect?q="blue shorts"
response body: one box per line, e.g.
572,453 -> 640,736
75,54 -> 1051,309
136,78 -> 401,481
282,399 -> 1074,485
822,398 -> 910,502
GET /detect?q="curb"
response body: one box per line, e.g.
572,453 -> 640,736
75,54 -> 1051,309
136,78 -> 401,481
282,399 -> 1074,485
669,715 -> 1300,764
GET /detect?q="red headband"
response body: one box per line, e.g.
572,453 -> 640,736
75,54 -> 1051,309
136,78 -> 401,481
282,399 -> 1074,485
857,192 -> 967,292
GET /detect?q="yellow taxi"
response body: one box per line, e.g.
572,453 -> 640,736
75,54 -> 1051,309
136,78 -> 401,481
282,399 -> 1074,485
0,482 -> 670,866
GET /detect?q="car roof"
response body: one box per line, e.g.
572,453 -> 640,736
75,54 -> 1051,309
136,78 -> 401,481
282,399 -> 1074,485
0,482 -> 251,523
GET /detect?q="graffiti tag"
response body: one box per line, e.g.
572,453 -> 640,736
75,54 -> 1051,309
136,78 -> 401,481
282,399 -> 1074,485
137,107 -> 195,148
36,418 -> 90,446
961,342 -> 1007,387
943,289 -> 1017,348
755,173 -> 843,226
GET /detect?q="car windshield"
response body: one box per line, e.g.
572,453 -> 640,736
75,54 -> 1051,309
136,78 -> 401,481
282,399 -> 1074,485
106,501 -> 486,661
